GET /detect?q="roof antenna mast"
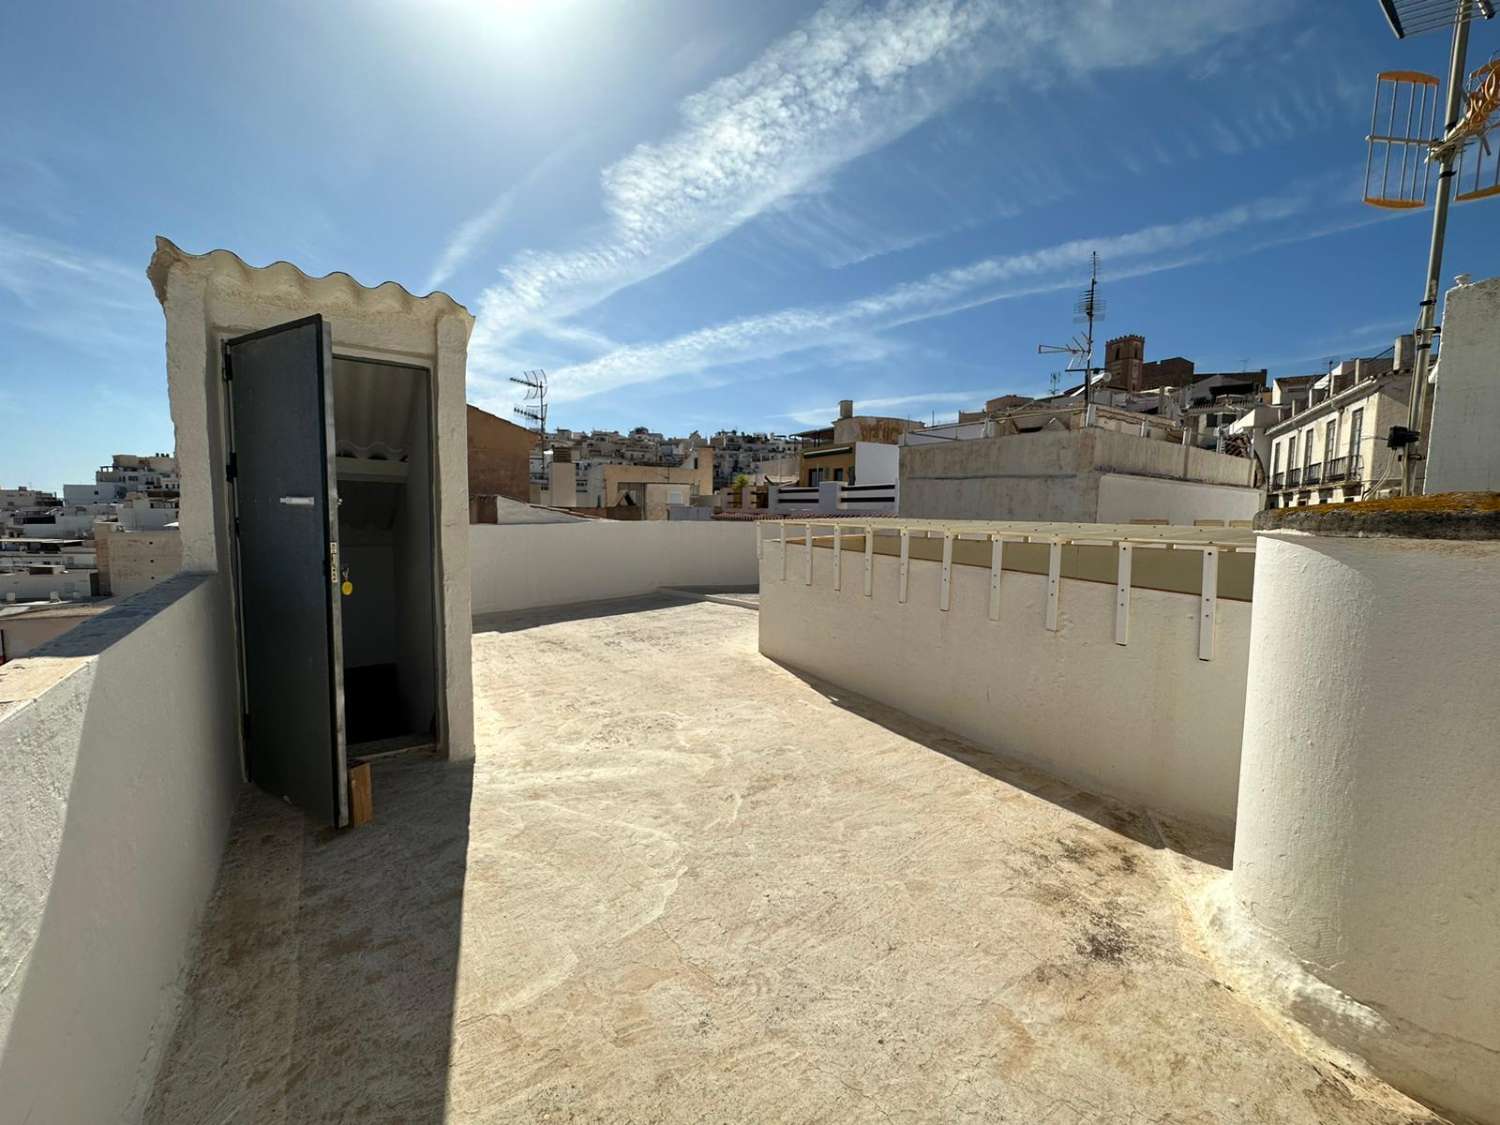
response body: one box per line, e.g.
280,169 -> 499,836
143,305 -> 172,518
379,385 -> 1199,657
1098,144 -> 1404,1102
511,369 -> 549,440
1038,251 -> 1106,411
1363,0 -> 1498,494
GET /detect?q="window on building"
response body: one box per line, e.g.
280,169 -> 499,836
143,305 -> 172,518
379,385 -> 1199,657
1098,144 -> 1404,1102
1303,428 -> 1314,473
1271,441 -> 1281,481
1287,434 -> 1297,477
832,468 -> 844,482
1348,408 -> 1364,477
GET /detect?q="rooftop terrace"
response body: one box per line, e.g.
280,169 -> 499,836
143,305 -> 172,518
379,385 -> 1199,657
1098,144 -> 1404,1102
142,595 -> 1437,1122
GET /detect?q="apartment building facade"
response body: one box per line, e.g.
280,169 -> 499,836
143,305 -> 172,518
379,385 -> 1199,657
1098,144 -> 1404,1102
1265,359 -> 1422,507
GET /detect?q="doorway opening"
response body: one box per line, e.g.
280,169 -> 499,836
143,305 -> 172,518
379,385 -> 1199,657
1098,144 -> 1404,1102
332,357 -> 439,753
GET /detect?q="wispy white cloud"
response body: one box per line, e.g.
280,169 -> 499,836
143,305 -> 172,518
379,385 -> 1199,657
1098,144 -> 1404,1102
540,187 -> 1314,404
0,226 -> 157,355
424,145 -> 578,292
469,0 -> 1285,372
425,193 -> 519,294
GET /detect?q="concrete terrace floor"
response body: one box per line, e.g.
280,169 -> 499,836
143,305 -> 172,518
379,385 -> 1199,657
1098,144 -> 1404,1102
146,596 -> 1444,1124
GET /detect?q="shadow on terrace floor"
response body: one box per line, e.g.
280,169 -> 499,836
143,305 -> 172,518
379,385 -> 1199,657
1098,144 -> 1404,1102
775,661 -> 1234,870
472,591 -> 691,635
145,753 -> 473,1124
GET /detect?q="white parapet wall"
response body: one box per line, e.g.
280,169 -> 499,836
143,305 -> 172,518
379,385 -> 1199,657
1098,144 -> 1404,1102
757,521 -> 1252,832
1231,507 -> 1500,1124
0,573 -> 242,1123
470,519 -> 760,615
1425,275 -> 1500,493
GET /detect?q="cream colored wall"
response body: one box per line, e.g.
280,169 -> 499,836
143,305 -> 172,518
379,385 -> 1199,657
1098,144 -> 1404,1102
102,530 -> 182,598
0,573 -> 242,1124
758,543 -> 1250,832
470,521 -> 758,615
601,460 -> 712,508
1231,532 -> 1500,1123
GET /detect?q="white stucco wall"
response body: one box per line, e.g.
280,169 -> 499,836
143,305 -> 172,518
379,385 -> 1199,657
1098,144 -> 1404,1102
0,573 -> 242,1124
1231,531 -> 1500,1123
1425,276 -> 1500,493
853,441 -> 899,485
758,543 -> 1250,832
470,521 -> 759,615
1096,474 -> 1262,525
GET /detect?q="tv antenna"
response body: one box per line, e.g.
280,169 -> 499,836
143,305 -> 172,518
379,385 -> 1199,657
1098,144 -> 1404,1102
510,369 -> 548,438
1362,0 -> 1498,493
1038,251 -> 1105,409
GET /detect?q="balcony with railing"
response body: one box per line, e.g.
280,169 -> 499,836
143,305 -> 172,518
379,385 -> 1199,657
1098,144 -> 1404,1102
1286,467 -> 1301,489
1272,471 -> 1286,490
1323,455 -> 1364,486
1303,462 -> 1322,487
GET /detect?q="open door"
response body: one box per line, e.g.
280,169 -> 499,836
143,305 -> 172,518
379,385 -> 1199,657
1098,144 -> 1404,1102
225,315 -> 349,826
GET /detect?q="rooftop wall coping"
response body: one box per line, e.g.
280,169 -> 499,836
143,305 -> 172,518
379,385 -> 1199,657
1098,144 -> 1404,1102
1253,492 -> 1500,540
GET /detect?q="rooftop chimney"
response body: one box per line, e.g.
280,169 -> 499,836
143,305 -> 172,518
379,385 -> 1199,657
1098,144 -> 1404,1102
838,399 -> 854,420
1393,334 -> 1414,371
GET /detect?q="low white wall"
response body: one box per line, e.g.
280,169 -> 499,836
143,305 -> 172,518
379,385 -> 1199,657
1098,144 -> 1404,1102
0,572 -> 242,1124
470,520 -> 759,615
758,543 -> 1249,832
1096,474 -> 1262,525
1232,532 -> 1500,1123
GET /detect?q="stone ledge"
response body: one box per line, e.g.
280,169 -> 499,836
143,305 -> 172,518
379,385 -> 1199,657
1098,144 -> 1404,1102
1253,491 -> 1500,540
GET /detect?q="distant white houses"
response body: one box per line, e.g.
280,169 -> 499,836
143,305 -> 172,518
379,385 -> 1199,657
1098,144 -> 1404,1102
0,453 -> 180,604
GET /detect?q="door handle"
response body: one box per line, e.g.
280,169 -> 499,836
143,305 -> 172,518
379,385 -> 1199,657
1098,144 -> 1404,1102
279,496 -> 316,507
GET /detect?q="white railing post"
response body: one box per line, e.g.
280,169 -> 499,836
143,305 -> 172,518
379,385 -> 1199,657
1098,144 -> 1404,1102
898,528 -> 911,604
779,521 -> 787,580
1045,540 -> 1062,631
804,521 -> 814,585
832,524 -> 842,590
1198,547 -> 1218,661
1114,542 -> 1133,646
939,532 -> 954,611
863,525 -> 874,596
988,536 -> 1003,621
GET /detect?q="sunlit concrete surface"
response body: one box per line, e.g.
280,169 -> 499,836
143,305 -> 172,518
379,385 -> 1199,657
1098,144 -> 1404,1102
147,596 -> 1444,1123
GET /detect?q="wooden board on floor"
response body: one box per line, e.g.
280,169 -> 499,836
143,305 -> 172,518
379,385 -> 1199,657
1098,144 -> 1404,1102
347,762 -> 374,827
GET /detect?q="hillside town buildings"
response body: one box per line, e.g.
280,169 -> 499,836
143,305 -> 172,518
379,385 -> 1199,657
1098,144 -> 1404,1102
0,453 -> 182,607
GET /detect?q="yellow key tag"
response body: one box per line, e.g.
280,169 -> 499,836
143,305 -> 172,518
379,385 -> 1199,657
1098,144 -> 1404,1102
341,580 -> 354,596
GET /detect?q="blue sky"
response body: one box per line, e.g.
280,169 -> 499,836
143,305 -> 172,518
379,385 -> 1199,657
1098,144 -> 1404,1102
4,0 -> 1499,491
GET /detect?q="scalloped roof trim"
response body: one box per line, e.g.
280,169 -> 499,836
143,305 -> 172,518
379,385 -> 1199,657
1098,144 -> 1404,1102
146,236 -> 474,327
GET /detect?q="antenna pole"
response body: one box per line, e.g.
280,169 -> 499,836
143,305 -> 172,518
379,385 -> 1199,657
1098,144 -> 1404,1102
510,369 -> 550,441
1404,0 -> 1472,495
1083,252 -> 1098,411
